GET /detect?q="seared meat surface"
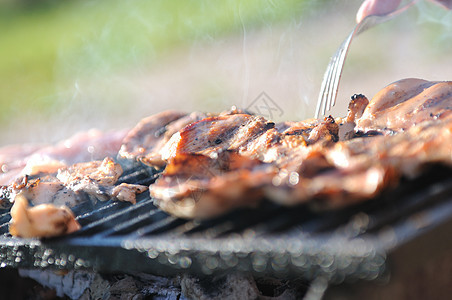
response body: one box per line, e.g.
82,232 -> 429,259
147,78 -> 452,219
151,113 -> 341,218
118,110 -> 188,166
151,151 -> 276,219
356,78 -> 452,133
3,77 -> 452,226
120,108 -> 255,168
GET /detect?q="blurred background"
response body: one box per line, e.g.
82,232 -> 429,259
1,0 -> 452,146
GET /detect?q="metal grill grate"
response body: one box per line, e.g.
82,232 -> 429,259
0,165 -> 451,285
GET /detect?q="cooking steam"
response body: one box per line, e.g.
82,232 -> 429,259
1,0 -> 452,146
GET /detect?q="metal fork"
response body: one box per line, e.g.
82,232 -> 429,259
315,0 -> 417,119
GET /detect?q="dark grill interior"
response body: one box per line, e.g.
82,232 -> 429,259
0,164 -> 451,286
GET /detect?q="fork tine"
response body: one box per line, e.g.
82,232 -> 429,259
315,31 -> 352,119
321,37 -> 347,118
329,31 -> 354,108
315,0 -> 417,119
315,57 -> 334,118
325,48 -> 343,114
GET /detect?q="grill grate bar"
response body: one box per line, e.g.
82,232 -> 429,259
72,198 -> 155,236
75,201 -> 122,223
91,208 -> 161,238
130,216 -> 182,238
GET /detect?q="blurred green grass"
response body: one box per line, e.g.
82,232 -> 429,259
0,0 -> 320,126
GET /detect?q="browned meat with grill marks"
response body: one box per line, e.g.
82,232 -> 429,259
150,151 -> 276,219
270,117 -> 452,209
356,78 -> 452,133
161,114 -> 339,162
119,107 -> 266,168
149,78 -> 452,219
118,110 -> 188,164
160,114 -> 271,161
152,114 -> 340,218
4,77 -> 452,223
139,111 -> 209,167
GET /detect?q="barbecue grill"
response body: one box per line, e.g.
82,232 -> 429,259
0,163 -> 452,299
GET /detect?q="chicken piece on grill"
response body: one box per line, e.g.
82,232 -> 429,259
150,78 -> 452,219
271,117 -> 452,209
0,129 -> 127,186
161,114 -> 339,161
150,151 -> 276,219
110,183 -> 148,205
2,157 -> 148,208
56,157 -> 148,204
356,78 -> 452,133
119,107 -> 254,168
118,110 -> 188,165
267,79 -> 452,209
9,194 -> 81,238
9,176 -> 83,207
23,129 -> 128,177
151,114 -> 340,218
57,157 -> 123,187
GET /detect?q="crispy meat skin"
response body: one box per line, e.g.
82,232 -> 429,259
150,78 -> 452,219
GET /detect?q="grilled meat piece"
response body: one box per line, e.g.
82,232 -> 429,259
55,157 -> 148,204
160,114 -> 272,161
150,78 -> 452,219
356,78 -> 452,133
150,152 -> 276,219
119,107 -> 262,168
57,157 -> 123,187
11,176 -> 83,207
23,129 -> 128,177
152,114 -> 340,218
118,110 -> 188,165
3,157 -> 148,209
110,183 -> 148,204
9,194 -> 81,238
271,117 -> 452,209
0,129 -> 127,186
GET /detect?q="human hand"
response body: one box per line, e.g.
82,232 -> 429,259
357,0 -> 452,23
